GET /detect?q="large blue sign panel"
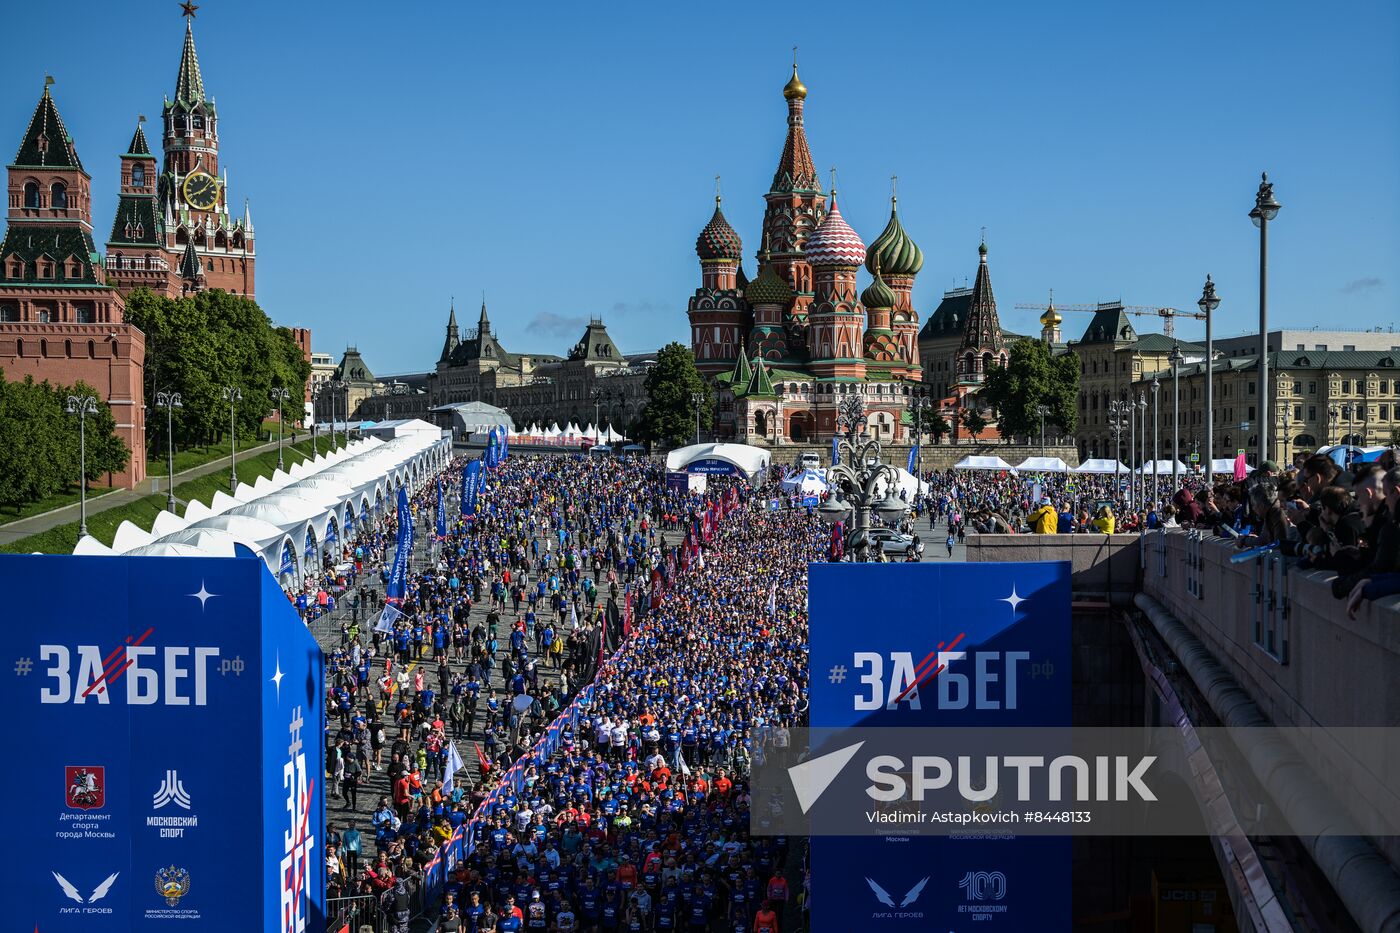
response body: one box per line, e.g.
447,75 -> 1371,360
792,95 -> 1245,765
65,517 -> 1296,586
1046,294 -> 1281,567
808,561 -> 1072,932
0,550 -> 325,932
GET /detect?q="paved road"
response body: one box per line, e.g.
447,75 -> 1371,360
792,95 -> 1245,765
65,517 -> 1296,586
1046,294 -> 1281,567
0,436 -> 315,545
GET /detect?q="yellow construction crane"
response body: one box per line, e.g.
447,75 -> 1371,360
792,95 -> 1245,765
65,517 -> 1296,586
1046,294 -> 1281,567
1014,300 -> 1206,338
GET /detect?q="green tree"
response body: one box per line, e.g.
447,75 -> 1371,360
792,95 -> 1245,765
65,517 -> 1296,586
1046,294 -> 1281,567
915,409 -> 950,444
124,288 -> 310,454
0,369 -> 127,509
980,338 -> 1080,439
1391,427 -> 1400,447
638,342 -> 710,448
959,407 -> 988,441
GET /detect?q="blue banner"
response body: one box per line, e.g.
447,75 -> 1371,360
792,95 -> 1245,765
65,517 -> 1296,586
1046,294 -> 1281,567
831,434 -> 840,466
435,478 -> 446,540
1,550 -> 325,931
499,425 -> 508,460
907,443 -> 919,475
386,486 -> 412,602
461,459 -> 483,519
808,561 -> 1072,933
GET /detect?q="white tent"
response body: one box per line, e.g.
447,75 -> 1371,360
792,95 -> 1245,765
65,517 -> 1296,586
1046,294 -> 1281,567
599,424 -> 626,442
1135,459 -> 1189,475
665,442 -> 771,480
1014,456 -> 1070,473
1073,459 -> 1131,474
780,469 -> 829,495
1209,457 -> 1255,473
952,455 -> 1018,473
547,423 -> 562,437
874,466 -> 928,500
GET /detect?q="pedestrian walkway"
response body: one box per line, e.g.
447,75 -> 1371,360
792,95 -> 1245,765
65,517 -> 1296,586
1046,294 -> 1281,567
0,436 -> 323,545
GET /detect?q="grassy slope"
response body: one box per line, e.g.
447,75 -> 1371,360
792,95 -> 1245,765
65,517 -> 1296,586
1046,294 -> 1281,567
1,437 -> 345,555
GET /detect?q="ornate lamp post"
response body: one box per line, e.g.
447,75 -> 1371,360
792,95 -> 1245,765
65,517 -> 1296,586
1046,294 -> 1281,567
1107,399 -> 1130,500
1137,391 -> 1148,506
818,430 -> 905,562
221,385 -> 242,494
1150,375 -> 1161,505
591,387 -> 605,442
690,391 -> 704,445
269,387 -> 291,470
1281,403 -> 1292,469
66,394 -> 99,538
1199,275 -> 1221,481
1127,393 -> 1138,510
155,390 -> 182,512
1249,173 -> 1281,468
1036,403 -> 1051,457
1168,345 -> 1185,487
1328,405 -> 1339,450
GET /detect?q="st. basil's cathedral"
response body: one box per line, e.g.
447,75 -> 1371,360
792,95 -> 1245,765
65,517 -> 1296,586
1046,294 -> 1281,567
687,64 -> 1010,447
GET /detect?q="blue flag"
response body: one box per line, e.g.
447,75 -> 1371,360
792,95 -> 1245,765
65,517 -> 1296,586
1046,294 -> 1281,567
907,444 -> 919,475
461,459 -> 483,519
499,425 -> 508,460
830,434 -> 840,466
435,478 -> 446,539
386,486 -> 412,602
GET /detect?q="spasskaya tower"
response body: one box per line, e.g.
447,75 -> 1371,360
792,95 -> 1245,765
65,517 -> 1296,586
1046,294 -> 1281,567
106,3 -> 255,299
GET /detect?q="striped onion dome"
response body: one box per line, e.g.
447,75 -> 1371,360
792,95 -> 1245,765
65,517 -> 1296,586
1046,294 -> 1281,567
804,194 -> 866,267
865,197 -> 924,277
695,198 -> 743,262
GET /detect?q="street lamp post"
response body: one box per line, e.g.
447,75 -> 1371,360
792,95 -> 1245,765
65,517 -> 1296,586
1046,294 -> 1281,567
591,388 -> 604,442
1281,404 -> 1292,469
1150,375 -> 1161,506
155,390 -> 183,513
1137,392 -> 1147,508
269,387 -> 291,470
1342,403 -> 1356,467
1249,173 -> 1281,468
1168,345 -> 1184,488
66,394 -> 98,538
1328,405 -> 1339,450
1199,275 -> 1221,482
1107,399 -> 1129,503
221,385 -> 242,495
1036,403 -> 1051,457
690,391 -> 703,445
818,431 -> 904,562
1127,394 -> 1137,510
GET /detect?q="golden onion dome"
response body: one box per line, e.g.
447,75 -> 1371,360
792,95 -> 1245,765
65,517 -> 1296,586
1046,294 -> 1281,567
783,65 -> 807,100
1040,307 -> 1063,326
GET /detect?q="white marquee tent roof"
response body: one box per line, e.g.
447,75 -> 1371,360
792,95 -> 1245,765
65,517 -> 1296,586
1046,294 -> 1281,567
1135,459 -> 1190,475
665,443 -> 771,479
1073,458 -> 1131,474
1014,456 -> 1070,473
70,431 -> 452,577
952,455 -> 1018,473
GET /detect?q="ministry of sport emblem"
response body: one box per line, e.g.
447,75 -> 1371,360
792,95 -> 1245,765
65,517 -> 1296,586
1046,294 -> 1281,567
155,865 -> 191,906
65,766 -> 105,810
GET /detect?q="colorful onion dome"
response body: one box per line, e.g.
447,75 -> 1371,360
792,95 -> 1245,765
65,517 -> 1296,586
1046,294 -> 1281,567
861,265 -> 896,310
865,197 -> 923,277
804,193 -> 865,267
745,252 -> 794,306
695,197 -> 742,262
783,64 -> 807,101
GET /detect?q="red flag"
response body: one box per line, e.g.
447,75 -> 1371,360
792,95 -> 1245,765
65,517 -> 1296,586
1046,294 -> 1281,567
623,590 -> 633,636
474,741 -> 490,773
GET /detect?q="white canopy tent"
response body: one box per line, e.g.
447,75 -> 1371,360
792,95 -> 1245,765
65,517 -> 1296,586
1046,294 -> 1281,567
1074,459 -> 1131,474
872,466 -> 929,501
1135,459 -> 1190,475
665,443 -> 771,480
73,432 -> 453,579
1209,457 -> 1255,473
1014,456 -> 1070,473
779,469 -> 829,495
952,455 -> 1018,473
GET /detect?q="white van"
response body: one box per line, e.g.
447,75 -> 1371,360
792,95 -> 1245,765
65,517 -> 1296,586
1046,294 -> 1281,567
797,452 -> 822,471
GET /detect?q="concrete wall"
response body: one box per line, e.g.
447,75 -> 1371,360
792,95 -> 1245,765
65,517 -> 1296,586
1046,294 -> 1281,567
965,532 -> 1141,600
970,530 -> 1400,872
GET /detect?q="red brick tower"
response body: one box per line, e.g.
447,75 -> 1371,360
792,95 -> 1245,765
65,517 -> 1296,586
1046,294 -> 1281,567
955,240 -> 1006,384
688,194 -> 747,377
760,63 -> 826,356
158,8 -> 255,298
104,121 -> 170,295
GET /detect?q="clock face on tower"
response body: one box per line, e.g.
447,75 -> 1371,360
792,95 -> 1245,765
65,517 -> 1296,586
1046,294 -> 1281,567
182,171 -> 220,211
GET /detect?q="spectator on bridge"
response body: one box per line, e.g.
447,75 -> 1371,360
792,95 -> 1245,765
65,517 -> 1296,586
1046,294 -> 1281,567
1028,497 -> 1058,534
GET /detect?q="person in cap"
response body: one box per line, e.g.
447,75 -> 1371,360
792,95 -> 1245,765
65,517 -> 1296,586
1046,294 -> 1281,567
1027,496 -> 1057,534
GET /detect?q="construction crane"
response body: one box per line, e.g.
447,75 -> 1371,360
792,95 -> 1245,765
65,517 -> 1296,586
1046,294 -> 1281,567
1014,300 -> 1206,338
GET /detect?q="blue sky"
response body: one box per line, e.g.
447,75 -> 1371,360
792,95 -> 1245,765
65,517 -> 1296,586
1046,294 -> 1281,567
3,1 -> 1397,373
